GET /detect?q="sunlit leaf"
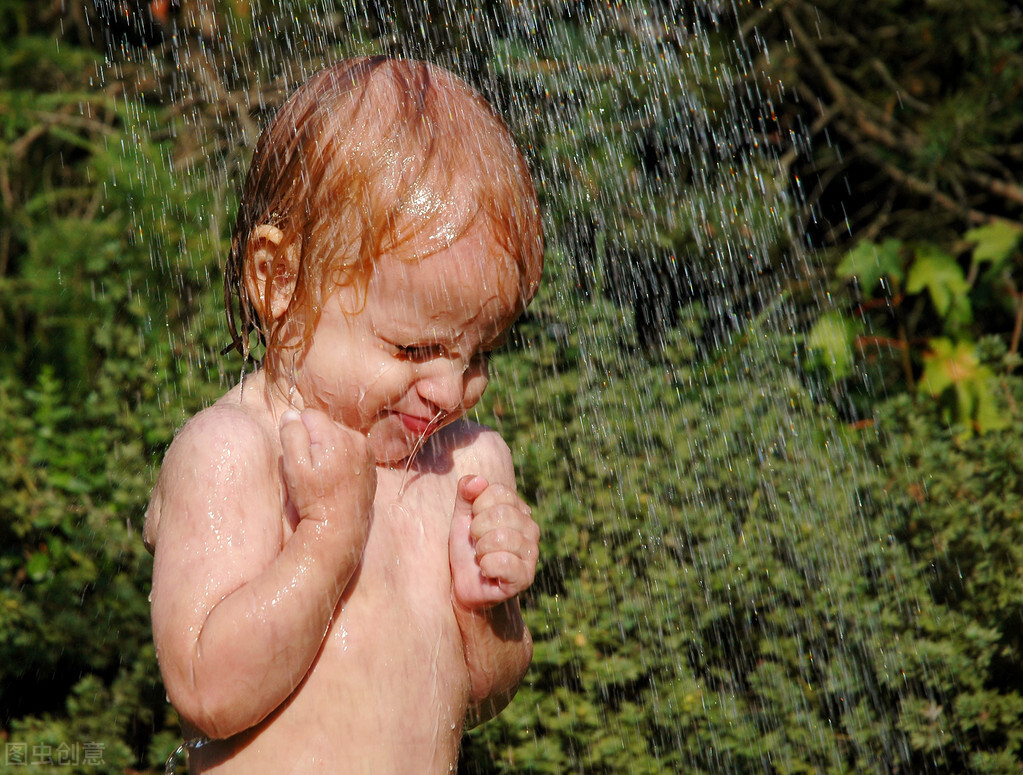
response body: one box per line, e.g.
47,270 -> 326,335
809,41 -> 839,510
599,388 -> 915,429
919,338 -> 1006,436
972,375 -> 1007,435
806,311 -> 862,380
919,338 -> 976,397
837,238 -> 904,295
906,246 -> 970,323
964,219 -> 1023,269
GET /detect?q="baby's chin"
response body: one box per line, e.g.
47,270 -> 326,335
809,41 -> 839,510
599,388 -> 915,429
369,415 -> 461,468
367,426 -> 431,468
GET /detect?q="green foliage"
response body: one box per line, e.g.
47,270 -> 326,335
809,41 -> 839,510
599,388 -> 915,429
750,0 -> 1023,250
753,0 -> 1023,423
1,5 -> 221,769
837,238 -> 904,296
472,291 -> 848,771
463,279 -> 1023,772
490,5 -> 791,345
905,245 -> 972,326
866,380 -> 1023,770
813,224 -> 1023,432
918,338 -> 1005,436
806,311 -> 863,379
966,221 -> 1023,268
4,2 -> 1023,774
0,364 -> 187,771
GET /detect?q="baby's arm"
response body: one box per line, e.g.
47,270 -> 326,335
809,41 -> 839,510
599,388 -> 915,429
448,431 -> 538,726
148,407 -> 374,739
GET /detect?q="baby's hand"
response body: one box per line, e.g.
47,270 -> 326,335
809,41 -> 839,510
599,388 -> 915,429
448,475 -> 539,611
279,409 -> 376,540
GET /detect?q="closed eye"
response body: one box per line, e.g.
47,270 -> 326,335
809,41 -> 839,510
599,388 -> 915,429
391,341 -> 494,371
395,344 -> 445,363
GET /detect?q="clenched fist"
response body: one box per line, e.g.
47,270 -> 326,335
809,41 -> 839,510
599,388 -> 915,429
448,475 -> 539,610
279,408 -> 376,549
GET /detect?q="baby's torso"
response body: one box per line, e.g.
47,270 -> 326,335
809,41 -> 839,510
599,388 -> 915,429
192,454 -> 471,774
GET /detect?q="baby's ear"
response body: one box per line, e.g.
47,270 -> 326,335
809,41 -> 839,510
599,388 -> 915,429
244,224 -> 301,322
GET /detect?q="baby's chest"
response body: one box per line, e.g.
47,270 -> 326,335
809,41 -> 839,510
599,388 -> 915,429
318,482 -> 463,666
362,495 -> 453,608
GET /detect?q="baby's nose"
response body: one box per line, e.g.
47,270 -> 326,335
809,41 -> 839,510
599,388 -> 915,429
417,360 -> 466,413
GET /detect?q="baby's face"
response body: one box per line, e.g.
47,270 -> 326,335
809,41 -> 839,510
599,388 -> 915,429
291,226 -> 523,464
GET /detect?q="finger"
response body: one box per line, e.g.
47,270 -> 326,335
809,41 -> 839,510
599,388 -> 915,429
478,552 -> 534,590
453,576 -> 507,609
299,408 -> 332,467
295,409 -> 373,473
470,483 -> 527,515
448,475 -> 489,568
279,409 -> 311,481
473,528 -> 538,562
455,475 -> 489,520
469,504 -> 539,542
298,408 -> 351,471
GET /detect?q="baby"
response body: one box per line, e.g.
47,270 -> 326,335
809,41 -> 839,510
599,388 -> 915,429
143,57 -> 543,773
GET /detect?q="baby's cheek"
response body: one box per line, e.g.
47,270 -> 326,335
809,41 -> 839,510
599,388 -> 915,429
361,357 -> 410,400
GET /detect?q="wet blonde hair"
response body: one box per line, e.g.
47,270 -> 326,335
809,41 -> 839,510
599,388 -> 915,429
223,56 -> 544,363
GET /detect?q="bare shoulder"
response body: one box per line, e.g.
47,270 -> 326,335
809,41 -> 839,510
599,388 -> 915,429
445,419 -> 516,488
144,401 -> 279,551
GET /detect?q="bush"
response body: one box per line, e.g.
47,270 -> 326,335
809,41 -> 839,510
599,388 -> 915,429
465,288 -> 1023,773
866,378 -> 1023,771
4,3 -> 1023,773
0,7 -> 222,769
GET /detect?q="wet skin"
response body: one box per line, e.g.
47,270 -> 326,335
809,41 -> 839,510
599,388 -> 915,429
144,234 -> 538,774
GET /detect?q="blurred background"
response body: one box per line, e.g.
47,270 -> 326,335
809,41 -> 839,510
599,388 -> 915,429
3,1 -> 1023,772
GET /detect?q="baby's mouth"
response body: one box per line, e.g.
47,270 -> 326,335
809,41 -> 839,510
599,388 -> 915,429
398,413 -> 436,435
396,408 -> 450,439
398,411 -> 446,477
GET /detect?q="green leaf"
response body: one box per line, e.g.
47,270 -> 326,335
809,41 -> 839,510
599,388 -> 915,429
806,311 -> 862,380
918,338 -> 1006,436
919,338 -> 973,398
972,373 -> 1007,435
964,220 -> 1023,269
837,239 -> 904,295
25,551 -> 50,582
905,246 -> 970,323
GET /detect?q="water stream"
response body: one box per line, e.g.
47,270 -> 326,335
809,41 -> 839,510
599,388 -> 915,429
78,1 -> 961,771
